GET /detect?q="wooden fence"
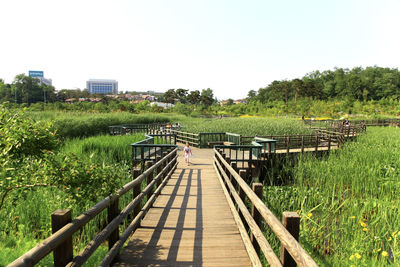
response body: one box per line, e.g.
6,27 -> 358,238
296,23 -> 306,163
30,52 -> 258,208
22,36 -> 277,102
213,149 -> 318,267
304,118 -> 400,128
168,129 -> 200,147
9,148 -> 179,267
109,123 -> 181,135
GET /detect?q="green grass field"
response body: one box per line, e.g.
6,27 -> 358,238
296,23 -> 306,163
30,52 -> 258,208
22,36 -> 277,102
180,117 -> 311,136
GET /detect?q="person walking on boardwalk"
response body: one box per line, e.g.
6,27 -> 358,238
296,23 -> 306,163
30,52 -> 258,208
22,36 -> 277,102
183,142 -> 192,165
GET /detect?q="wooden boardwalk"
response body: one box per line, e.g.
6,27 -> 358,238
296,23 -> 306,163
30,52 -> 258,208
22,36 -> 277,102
115,147 -> 252,267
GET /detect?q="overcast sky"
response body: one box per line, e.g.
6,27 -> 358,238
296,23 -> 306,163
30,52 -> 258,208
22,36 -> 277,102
1,0 -> 399,99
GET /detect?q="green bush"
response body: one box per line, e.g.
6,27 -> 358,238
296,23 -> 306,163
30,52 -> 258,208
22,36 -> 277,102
0,105 -> 58,159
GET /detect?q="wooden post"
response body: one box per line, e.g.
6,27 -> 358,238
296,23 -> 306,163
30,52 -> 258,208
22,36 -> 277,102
238,170 -> 247,201
251,183 -> 263,257
328,135 -> 331,151
225,156 -> 231,180
140,147 -> 145,171
231,162 -> 237,186
286,136 -> 290,154
231,162 -> 237,172
52,209 -> 73,267
156,155 -> 164,187
238,169 -> 248,229
280,212 -> 300,267
146,161 -> 154,200
108,198 -> 120,262
301,136 -> 304,153
315,136 -> 319,152
133,169 -> 142,220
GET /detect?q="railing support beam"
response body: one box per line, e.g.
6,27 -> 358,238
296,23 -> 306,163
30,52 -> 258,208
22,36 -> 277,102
280,212 -> 300,267
52,209 -> 73,267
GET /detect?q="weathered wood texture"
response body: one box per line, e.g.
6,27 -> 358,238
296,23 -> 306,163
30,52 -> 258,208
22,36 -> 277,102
115,147 -> 252,267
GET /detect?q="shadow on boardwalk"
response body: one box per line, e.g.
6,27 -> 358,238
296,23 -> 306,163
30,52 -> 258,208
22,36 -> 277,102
116,168 -> 204,266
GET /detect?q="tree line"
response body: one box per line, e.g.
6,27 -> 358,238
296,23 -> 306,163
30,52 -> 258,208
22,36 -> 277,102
161,88 -> 216,106
248,66 -> 400,105
0,74 -> 57,104
2,66 -> 400,108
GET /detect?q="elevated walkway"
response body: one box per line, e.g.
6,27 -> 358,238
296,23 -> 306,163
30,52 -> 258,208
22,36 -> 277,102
115,147 -> 252,266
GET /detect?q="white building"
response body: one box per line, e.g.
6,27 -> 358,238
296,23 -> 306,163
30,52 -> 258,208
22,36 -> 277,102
86,79 -> 118,95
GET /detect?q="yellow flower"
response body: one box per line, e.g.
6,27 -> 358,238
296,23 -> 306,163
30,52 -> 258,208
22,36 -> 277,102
388,237 -> 392,242
349,255 -> 355,261
382,251 -> 388,257
349,216 -> 356,219
296,210 -> 301,214
363,228 -> 368,232
359,220 -> 367,227
307,212 -> 313,218
392,231 -> 397,238
355,253 -> 361,259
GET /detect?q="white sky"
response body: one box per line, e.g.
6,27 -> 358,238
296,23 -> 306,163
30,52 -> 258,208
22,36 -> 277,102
0,0 -> 399,99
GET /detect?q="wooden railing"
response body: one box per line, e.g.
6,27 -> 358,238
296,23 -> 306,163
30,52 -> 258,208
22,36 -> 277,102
168,129 -> 200,147
9,148 -> 179,267
305,118 -> 400,128
213,149 -> 318,267
109,123 -> 182,135
256,133 -> 335,153
198,132 -> 226,148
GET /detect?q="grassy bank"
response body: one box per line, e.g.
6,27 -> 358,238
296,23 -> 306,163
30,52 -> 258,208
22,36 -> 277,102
26,111 -> 186,139
263,127 -> 400,266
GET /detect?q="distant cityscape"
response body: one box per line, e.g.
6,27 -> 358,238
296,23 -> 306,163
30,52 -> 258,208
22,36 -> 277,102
27,70 -> 248,105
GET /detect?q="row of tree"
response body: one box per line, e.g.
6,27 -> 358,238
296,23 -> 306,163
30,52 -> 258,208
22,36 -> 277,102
248,66 -> 400,105
2,66 -> 400,106
0,74 -> 57,104
162,88 -> 216,106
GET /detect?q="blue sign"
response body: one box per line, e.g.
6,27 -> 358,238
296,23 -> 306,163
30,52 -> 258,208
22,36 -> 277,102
29,71 -> 44,77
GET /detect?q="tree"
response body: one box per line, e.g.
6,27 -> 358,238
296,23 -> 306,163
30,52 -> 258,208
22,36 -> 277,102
0,80 -> 13,103
12,74 -> 56,104
175,89 -> 188,103
187,90 -> 200,105
163,89 -> 176,104
247,90 -> 257,102
200,88 -> 215,107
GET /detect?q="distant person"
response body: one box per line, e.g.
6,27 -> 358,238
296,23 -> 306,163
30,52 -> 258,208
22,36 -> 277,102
183,142 -> 192,166
160,126 -> 164,133
301,115 -> 305,121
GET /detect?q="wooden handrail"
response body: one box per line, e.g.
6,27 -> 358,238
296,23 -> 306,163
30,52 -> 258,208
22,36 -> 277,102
9,148 -> 178,267
214,149 -> 318,267
67,155 -> 178,266
99,159 -> 178,266
214,158 -> 282,266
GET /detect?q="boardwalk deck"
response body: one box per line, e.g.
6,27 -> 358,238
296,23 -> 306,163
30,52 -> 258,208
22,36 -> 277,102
115,147 -> 252,267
